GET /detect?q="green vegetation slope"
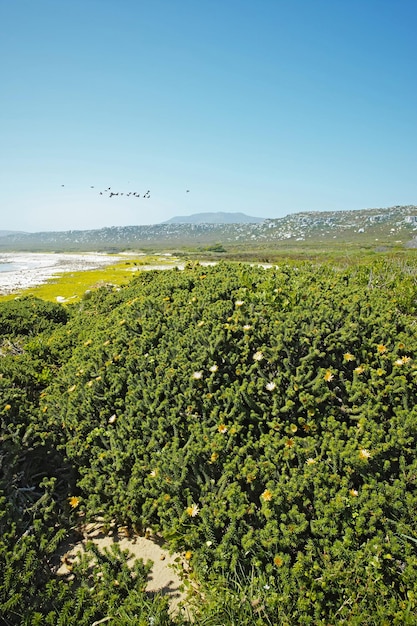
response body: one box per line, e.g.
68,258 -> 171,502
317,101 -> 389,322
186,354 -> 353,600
1,259 -> 417,624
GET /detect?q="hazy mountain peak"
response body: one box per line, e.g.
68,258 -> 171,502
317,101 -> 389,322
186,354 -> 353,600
163,212 -> 265,224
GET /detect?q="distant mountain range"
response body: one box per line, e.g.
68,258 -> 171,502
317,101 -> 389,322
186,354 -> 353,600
163,212 -> 265,224
1,206 -> 417,252
0,230 -> 26,237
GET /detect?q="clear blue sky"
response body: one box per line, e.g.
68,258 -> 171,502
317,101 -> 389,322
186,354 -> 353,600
1,0 -> 416,232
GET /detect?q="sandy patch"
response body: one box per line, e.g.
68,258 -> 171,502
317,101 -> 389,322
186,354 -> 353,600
55,522 -> 190,616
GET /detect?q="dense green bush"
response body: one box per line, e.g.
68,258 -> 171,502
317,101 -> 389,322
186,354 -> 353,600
2,259 -> 417,623
0,296 -> 68,338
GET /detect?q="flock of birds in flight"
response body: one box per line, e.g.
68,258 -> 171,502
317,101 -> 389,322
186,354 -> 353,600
100,187 -> 152,199
61,185 -> 190,199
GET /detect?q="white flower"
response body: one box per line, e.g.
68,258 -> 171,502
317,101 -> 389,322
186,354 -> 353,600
305,457 -> 316,465
265,381 -> 276,391
206,540 -> 213,547
209,364 -> 218,373
235,300 -> 244,307
253,351 -> 264,362
243,324 -> 252,331
192,371 -> 203,380
186,503 -> 199,517
108,414 -> 117,424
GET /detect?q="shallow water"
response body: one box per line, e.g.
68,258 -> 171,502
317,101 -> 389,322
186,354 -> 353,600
0,262 -> 17,273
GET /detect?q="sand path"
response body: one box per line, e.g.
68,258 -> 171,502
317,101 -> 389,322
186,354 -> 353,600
55,522 -> 191,617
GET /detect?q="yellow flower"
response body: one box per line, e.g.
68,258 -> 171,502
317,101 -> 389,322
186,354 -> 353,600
218,423 -> 228,434
323,370 -> 334,382
285,438 -> 295,448
67,385 -> 77,393
354,365 -> 365,374
377,344 -> 387,354
394,355 -> 411,366
305,457 -> 316,465
343,352 -> 355,362
253,351 -> 264,362
359,448 -> 371,460
210,452 -> 219,463
84,339 -> 92,346
349,489 -> 359,497
68,496 -> 80,509
186,503 -> 199,517
261,489 -> 273,502
273,554 -> 284,567
4,404 -> 11,411
185,550 -> 193,560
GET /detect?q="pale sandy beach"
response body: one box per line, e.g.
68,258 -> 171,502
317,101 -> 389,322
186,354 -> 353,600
0,253 -> 219,297
0,252 -> 126,296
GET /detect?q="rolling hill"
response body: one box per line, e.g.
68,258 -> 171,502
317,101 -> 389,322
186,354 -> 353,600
0,205 -> 416,252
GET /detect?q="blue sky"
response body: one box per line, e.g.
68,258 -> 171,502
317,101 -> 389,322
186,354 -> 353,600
1,0 -> 416,232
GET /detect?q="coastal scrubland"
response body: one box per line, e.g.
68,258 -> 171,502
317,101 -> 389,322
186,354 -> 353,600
2,255 -> 417,624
